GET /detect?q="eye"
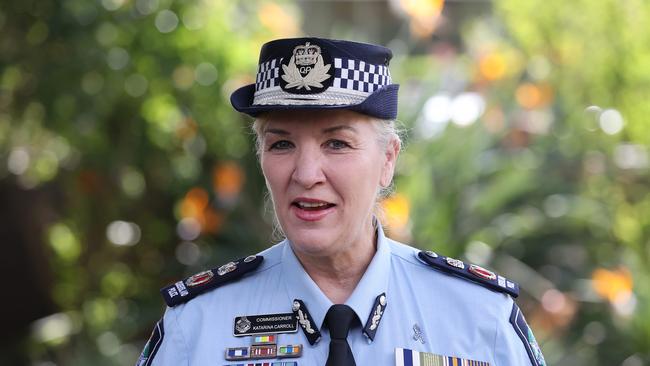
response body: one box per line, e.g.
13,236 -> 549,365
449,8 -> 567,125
268,140 -> 294,151
325,139 -> 350,150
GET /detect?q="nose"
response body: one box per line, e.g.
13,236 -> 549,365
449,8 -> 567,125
291,145 -> 325,189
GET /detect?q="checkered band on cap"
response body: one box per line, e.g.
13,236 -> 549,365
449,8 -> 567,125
332,58 -> 391,93
255,58 -> 282,92
253,57 -> 393,106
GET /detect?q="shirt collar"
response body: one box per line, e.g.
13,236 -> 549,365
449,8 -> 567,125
281,222 -> 392,332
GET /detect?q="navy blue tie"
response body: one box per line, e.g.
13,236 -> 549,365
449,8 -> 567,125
324,304 -> 357,366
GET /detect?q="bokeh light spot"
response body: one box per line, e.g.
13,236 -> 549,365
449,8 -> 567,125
31,313 -> 73,344
195,63 -> 218,86
541,289 -> 567,314
592,267 -> 633,305
419,94 -> 451,139
175,241 -> 201,265
582,321 -> 606,345
106,220 -> 141,246
599,109 -> 624,135
48,223 -> 81,262
124,74 -> 149,97
177,217 -> 201,241
101,0 -> 126,11
155,10 -> 179,33
212,162 -> 244,205
81,71 -> 105,95
120,167 -> 146,198
96,331 -> 120,356
543,194 -> 569,218
182,7 -> 204,30
464,241 -> 493,266
381,193 -> 410,232
107,47 -> 129,70
173,65 -> 195,90
136,0 -> 159,15
8,147 -> 30,175
95,22 -> 118,46
614,144 -> 648,170
479,53 -> 507,81
451,92 -> 485,126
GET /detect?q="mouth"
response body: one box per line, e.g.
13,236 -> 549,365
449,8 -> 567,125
291,199 -> 336,211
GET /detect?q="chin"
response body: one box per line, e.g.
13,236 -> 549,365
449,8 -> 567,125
284,228 -> 337,256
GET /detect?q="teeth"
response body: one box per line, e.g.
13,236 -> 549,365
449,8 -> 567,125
297,201 -> 328,208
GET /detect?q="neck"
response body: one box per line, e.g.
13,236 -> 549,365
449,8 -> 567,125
293,221 -> 377,304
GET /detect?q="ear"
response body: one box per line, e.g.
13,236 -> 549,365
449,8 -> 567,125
380,137 -> 401,188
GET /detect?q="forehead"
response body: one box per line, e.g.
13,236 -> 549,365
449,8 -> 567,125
260,110 -> 374,132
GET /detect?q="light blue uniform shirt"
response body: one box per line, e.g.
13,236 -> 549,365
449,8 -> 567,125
144,225 -> 543,366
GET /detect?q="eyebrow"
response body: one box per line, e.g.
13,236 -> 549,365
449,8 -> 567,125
263,125 -> 358,135
263,128 -> 290,135
322,125 -> 358,134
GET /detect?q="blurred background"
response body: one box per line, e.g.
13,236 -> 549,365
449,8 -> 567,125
1,0 -> 649,365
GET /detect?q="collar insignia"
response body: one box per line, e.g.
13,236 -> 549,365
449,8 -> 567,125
292,299 -> 322,345
363,292 -> 387,342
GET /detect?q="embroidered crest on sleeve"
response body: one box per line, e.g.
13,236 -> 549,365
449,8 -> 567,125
510,303 -> 546,366
137,318 -> 164,366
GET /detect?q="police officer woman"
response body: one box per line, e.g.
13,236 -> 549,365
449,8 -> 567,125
137,37 -> 546,366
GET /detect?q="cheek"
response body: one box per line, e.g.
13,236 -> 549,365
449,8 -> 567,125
260,156 -> 290,196
328,155 -> 383,196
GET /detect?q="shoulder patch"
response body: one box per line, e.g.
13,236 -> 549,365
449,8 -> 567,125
510,303 -> 546,366
417,251 -> 519,298
137,318 -> 164,366
160,254 -> 263,307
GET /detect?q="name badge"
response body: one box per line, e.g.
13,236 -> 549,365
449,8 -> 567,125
233,313 -> 298,336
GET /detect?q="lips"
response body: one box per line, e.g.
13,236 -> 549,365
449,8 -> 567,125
292,201 -> 336,211
291,197 -> 336,221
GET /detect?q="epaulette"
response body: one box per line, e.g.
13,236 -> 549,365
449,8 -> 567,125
160,254 -> 263,307
417,251 -> 519,298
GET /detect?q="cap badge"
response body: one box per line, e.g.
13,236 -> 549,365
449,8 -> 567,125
281,42 -> 332,93
185,270 -> 214,287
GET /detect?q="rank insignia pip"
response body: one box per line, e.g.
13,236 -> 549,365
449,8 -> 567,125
445,257 -> 465,270
469,264 -> 497,281
160,255 -> 263,307
510,304 -> 546,366
185,270 -> 214,287
417,251 -> 519,298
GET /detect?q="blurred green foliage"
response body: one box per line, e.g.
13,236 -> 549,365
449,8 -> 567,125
391,1 -> 650,365
1,0 -> 649,365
